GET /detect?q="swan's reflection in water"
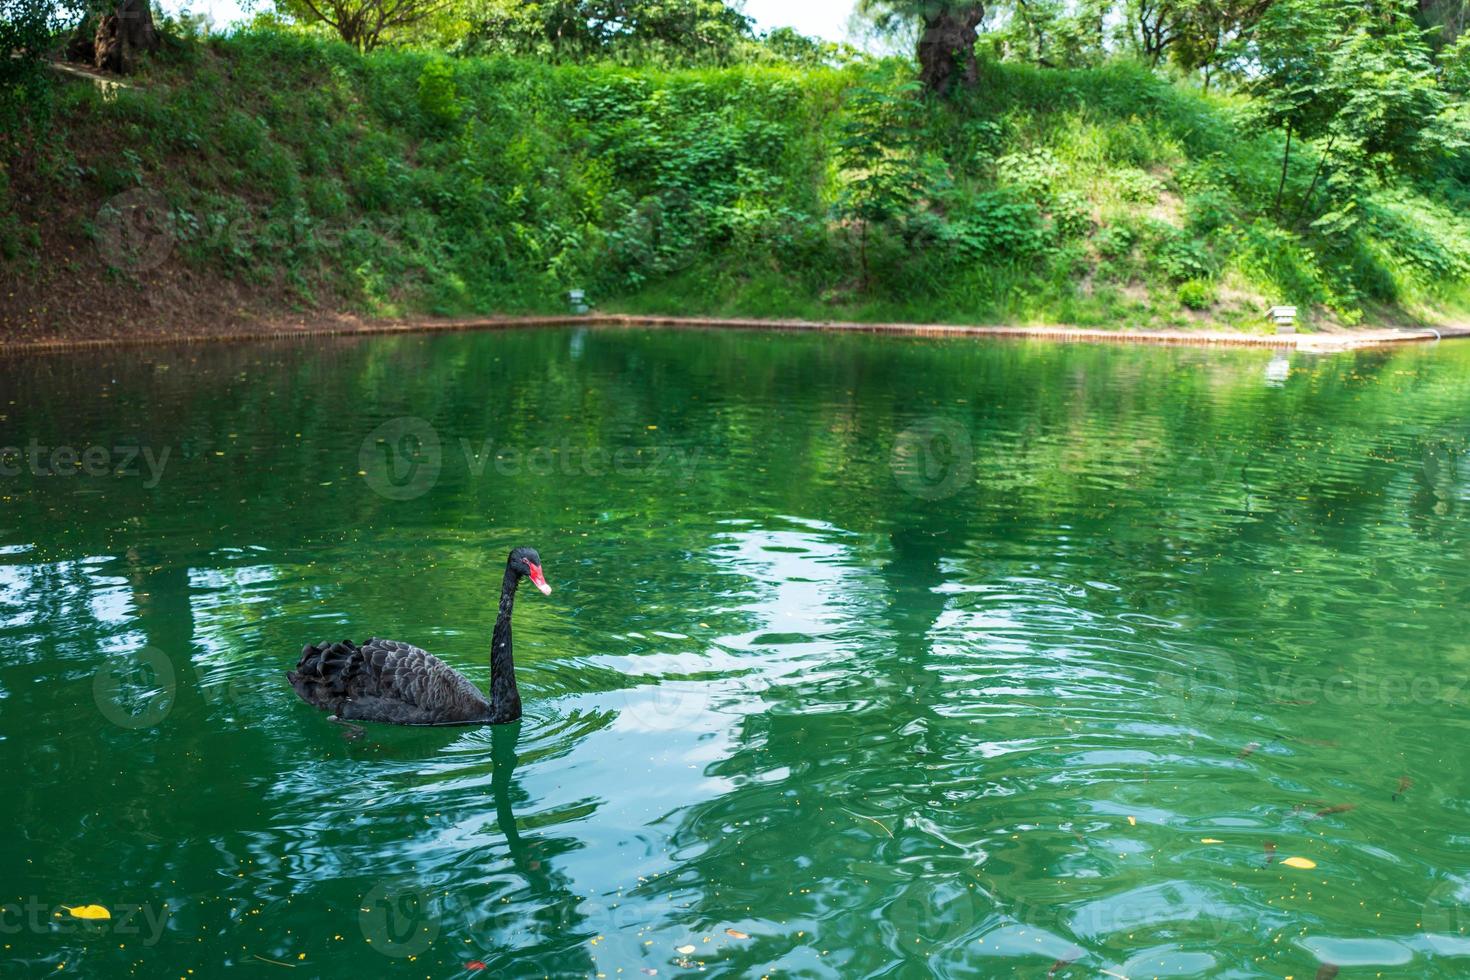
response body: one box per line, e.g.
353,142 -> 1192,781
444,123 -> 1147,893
464,721 -> 595,972
433,715 -> 626,975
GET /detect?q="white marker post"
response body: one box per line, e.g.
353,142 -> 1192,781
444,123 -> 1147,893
1268,305 -> 1297,334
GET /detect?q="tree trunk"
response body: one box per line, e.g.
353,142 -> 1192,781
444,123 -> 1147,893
1292,134 -> 1337,228
1273,120 -> 1292,217
917,5 -> 985,97
95,0 -> 159,75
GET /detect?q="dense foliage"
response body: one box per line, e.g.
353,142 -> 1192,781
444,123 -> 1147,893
457,0 -> 754,60
0,0 -> 81,127
2,0 -> 1469,330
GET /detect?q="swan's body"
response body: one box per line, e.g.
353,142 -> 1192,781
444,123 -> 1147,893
287,547 -> 550,727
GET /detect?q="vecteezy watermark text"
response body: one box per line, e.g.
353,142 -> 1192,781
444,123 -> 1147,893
458,438 -> 701,479
0,898 -> 170,946
0,441 -> 170,488
360,417 -> 702,501
1257,665 -> 1470,707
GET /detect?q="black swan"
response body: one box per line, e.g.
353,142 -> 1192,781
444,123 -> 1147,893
287,547 -> 551,726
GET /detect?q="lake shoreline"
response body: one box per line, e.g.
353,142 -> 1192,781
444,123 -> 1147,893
4,313 -> 1467,356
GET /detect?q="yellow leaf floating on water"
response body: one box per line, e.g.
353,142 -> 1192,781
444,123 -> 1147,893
725,929 -> 749,940
1281,856 -> 1317,870
60,905 -> 110,920
1127,816 -> 1136,826
1201,838 -> 1224,844
675,945 -> 696,955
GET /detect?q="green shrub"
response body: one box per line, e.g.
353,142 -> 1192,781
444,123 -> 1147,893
1232,220 -> 1326,308
996,148 -> 1061,202
1185,188 -> 1234,235
417,60 -> 462,132
1115,168 -> 1164,203
943,191 -> 1046,260
1150,226 -> 1215,282
1177,279 -> 1216,310
1095,224 -> 1136,259
1049,191 -> 1092,240
219,110 -> 267,161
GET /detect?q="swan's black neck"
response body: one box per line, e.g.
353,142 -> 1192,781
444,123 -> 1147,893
489,565 -> 523,724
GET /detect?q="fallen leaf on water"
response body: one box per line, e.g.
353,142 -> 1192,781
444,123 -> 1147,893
1315,804 -> 1355,818
1201,838 -> 1224,844
1048,956 -> 1078,976
725,928 -> 749,939
1316,963 -> 1340,980
1393,775 -> 1413,801
1281,856 -> 1317,870
641,970 -> 659,976
465,961 -> 487,971
675,945 -> 696,955
1238,741 -> 1261,759
60,905 -> 110,920
1127,816 -> 1136,826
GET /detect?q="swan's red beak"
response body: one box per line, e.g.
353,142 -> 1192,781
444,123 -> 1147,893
527,562 -> 552,596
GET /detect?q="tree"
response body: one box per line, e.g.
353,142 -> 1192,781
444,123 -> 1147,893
1416,0 -> 1467,51
1240,0 -> 1455,226
462,0 -> 753,61
1,0 -> 73,84
1443,31 -> 1470,91
93,0 -> 160,72
280,0 -> 449,50
989,0 -> 1110,67
860,0 -> 987,95
1,0 -> 83,132
1167,0 -> 1272,86
1115,0 -> 1270,84
835,74 -> 934,288
1239,0 -> 1342,215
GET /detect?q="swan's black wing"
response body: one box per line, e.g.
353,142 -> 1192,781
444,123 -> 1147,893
287,638 -> 491,725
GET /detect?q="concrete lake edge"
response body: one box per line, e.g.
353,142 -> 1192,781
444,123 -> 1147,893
3,314 -> 1468,356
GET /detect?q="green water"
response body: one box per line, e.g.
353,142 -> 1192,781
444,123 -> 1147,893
3,329 -> 1470,979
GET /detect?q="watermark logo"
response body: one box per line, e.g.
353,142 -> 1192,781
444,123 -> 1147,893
360,879 -> 439,958
887,881 -> 988,946
1421,441 -> 1458,517
93,645 -> 267,729
619,681 -> 711,732
1157,649 -> 1239,725
360,417 -> 442,502
1423,879 -> 1470,955
93,646 -> 176,729
891,418 -> 974,500
95,188 -> 174,273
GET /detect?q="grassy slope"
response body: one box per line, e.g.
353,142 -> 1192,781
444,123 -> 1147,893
4,31 -> 1469,338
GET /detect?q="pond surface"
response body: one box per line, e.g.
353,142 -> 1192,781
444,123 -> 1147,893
3,329 -> 1470,978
